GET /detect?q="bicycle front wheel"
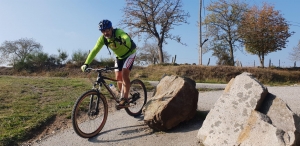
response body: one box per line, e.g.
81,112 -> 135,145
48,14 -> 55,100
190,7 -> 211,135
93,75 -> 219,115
125,79 -> 147,116
71,90 -> 108,138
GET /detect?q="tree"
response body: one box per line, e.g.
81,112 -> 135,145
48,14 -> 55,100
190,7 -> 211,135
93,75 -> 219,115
289,40 -> 300,62
11,50 -> 49,71
203,0 -> 248,66
135,43 -> 171,66
120,0 -> 189,63
71,50 -> 89,66
0,38 -> 42,65
26,52 -> 49,70
238,3 -> 294,67
47,54 -> 60,67
211,41 -> 232,65
44,49 -> 69,68
57,49 -> 68,65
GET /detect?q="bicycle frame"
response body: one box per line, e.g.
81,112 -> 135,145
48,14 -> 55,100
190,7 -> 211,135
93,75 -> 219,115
88,67 -> 123,103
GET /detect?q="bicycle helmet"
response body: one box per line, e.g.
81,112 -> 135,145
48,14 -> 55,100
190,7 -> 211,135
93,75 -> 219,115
99,19 -> 112,31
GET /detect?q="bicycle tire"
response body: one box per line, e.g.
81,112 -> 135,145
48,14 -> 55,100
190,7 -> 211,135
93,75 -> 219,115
125,79 -> 147,116
71,90 -> 108,138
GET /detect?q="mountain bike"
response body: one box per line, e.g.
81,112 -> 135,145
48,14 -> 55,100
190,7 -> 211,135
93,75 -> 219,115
71,66 -> 147,138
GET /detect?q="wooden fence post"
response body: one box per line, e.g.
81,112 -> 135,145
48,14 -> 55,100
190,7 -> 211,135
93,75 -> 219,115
207,58 -> 210,66
173,55 -> 176,64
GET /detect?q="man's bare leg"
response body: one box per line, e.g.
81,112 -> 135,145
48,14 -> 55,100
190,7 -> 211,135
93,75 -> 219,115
115,71 -> 122,90
121,68 -> 131,100
115,69 -> 130,105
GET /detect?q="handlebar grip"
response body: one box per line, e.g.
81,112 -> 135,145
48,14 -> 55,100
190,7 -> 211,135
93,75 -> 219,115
85,68 -> 92,72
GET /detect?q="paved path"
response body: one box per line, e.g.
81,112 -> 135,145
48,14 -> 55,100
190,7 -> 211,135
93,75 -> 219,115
30,109 -> 202,146
27,84 -> 300,146
148,81 -> 227,89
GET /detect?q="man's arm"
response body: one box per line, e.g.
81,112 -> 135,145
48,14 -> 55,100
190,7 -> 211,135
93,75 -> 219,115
84,36 -> 105,65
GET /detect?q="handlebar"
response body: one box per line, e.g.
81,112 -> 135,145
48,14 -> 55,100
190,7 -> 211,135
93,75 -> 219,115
85,66 -> 118,73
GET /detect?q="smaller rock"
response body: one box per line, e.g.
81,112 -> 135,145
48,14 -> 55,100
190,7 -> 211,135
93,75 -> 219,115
143,75 -> 198,131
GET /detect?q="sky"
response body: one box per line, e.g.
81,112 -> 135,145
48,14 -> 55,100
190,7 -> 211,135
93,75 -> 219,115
0,0 -> 299,67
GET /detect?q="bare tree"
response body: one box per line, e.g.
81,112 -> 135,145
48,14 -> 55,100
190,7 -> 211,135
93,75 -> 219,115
289,40 -> 300,62
135,42 -> 171,66
120,0 -> 189,63
0,38 -> 42,65
203,0 -> 248,66
238,3 -> 294,67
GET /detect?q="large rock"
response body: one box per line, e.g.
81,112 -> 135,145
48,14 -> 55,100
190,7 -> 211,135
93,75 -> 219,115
259,94 -> 300,145
143,75 -> 198,131
197,72 -> 300,146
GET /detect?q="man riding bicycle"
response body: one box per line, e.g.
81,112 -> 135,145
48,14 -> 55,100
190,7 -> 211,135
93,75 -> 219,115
81,19 -> 137,109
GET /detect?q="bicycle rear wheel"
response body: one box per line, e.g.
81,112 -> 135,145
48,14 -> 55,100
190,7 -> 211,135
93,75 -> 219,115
72,90 -> 108,138
125,79 -> 147,116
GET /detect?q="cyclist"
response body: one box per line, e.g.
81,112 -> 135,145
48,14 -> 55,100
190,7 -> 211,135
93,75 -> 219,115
81,19 -> 137,109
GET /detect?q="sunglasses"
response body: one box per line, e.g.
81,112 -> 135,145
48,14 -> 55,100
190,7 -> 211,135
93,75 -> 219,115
101,28 -> 111,33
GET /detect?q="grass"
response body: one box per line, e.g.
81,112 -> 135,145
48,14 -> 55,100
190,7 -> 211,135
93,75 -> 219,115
0,76 -> 93,145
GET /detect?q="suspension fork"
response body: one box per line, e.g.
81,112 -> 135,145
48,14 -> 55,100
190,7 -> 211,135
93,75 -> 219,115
95,90 -> 101,115
88,90 -> 101,115
88,94 -> 94,116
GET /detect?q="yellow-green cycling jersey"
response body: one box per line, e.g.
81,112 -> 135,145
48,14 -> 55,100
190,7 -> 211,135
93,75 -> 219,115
84,29 -> 136,65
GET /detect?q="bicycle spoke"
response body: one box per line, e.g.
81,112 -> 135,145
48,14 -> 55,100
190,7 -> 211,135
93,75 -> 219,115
72,90 -> 108,138
125,79 -> 147,116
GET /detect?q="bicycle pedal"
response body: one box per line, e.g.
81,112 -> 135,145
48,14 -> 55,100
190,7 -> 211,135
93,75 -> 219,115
115,104 -> 130,110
